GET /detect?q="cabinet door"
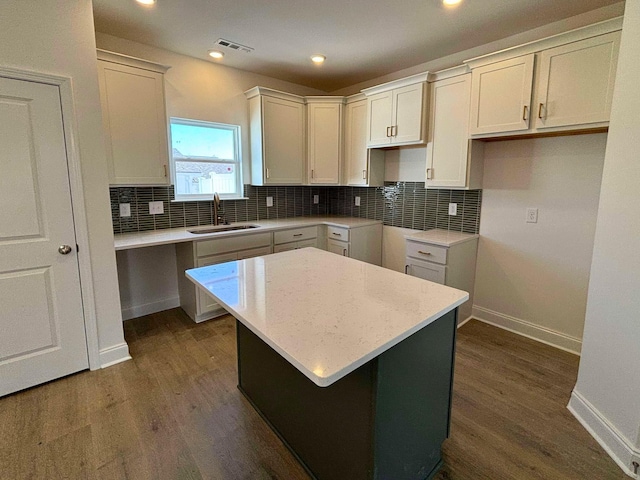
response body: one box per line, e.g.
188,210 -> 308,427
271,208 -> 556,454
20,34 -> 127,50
308,102 -> 342,184
262,96 -> 305,184
273,242 -> 297,253
98,60 -> 169,185
345,99 -> 369,185
237,245 -> 272,260
327,239 -> 349,257
367,91 -> 393,147
196,252 -> 238,315
469,54 -> 535,135
426,74 -> 472,188
535,32 -> 620,129
406,260 -> 446,284
392,83 -> 425,145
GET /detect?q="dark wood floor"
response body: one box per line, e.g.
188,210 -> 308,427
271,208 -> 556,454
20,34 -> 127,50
0,308 -> 625,479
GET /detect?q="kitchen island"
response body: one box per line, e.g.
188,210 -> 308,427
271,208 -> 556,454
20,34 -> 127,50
186,248 -> 468,480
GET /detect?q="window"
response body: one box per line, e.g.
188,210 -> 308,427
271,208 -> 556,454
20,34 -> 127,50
170,118 -> 242,200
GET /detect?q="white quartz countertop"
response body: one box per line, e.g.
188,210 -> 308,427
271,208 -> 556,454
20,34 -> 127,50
185,248 -> 468,387
404,229 -> 479,247
114,216 -> 382,251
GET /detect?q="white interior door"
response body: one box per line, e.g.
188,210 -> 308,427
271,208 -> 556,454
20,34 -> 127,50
0,76 -> 88,397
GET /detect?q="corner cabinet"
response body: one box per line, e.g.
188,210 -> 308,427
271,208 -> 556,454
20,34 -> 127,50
426,70 -> 484,189
97,49 -> 170,185
344,94 -> 384,186
306,97 -> 344,185
363,72 -> 429,148
467,21 -> 621,138
246,87 -> 306,185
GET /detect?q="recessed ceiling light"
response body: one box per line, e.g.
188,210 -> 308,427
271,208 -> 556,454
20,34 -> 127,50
442,0 -> 462,6
208,50 -> 224,59
311,55 -> 326,64
136,0 -> 156,5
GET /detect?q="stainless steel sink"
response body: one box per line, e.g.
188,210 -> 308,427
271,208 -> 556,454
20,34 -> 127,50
188,224 -> 260,234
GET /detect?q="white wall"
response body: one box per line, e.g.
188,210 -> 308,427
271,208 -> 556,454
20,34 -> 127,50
570,0 -> 640,475
473,134 -> 606,353
0,1 -> 128,367
95,33 -> 325,182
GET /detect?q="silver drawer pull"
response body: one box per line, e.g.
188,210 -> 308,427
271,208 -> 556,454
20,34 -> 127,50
293,233 -> 303,237
417,251 -> 432,256
332,232 -> 341,236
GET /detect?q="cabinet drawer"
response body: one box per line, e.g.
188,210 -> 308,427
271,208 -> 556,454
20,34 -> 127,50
237,245 -> 272,260
406,240 -> 448,265
196,232 -> 272,257
297,238 -> 318,249
327,225 -> 349,242
406,259 -> 446,285
273,226 -> 317,245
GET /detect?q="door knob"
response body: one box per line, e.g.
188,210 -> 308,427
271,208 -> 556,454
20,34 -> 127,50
58,245 -> 72,255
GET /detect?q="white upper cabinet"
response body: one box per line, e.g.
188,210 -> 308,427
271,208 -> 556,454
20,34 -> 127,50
363,72 -> 429,148
246,87 -> 305,185
426,71 -> 483,189
534,31 -> 620,130
306,97 -> 344,185
344,95 -> 384,186
469,54 -> 535,136
97,50 -> 170,185
466,19 -> 622,138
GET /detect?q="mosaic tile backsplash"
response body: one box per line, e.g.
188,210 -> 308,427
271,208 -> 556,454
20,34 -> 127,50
110,183 -> 481,235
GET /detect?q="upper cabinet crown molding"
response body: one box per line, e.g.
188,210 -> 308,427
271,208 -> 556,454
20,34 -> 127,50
244,86 -> 305,104
346,93 -> 366,104
429,65 -> 470,83
97,49 -> 170,74
361,71 -> 430,97
464,17 -> 623,70
306,96 -> 346,104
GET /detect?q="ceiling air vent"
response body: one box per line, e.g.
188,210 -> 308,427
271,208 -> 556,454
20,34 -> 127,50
214,39 -> 254,53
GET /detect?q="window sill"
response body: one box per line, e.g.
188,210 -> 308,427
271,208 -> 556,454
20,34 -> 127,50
171,197 -> 250,203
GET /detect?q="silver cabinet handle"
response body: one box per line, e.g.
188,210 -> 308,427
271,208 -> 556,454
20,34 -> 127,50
426,168 -> 433,180
386,126 -> 391,137
392,125 -> 397,137
405,265 -> 409,274
58,245 -> 72,255
332,232 -> 341,236
266,168 -> 270,179
311,169 -> 314,179
417,251 -> 432,256
343,249 -> 347,256
362,170 -> 367,180
523,105 -> 528,121
293,233 -> 303,237
538,103 -> 544,119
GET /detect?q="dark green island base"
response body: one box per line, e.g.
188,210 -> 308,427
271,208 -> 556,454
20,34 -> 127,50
236,308 -> 458,480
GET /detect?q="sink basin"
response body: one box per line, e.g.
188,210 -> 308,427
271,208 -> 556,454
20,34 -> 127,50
188,224 -> 260,234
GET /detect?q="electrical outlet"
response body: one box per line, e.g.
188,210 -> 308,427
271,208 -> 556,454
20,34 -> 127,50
448,203 -> 457,216
119,203 -> 131,217
149,201 -> 164,215
355,196 -> 361,207
526,208 -> 538,223
313,195 -> 319,204
266,196 -> 273,207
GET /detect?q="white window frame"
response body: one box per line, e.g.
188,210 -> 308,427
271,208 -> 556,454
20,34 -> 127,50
169,117 -> 243,201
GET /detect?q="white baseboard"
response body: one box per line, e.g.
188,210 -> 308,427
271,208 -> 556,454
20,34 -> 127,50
472,305 -> 582,355
99,342 -> 132,369
121,296 -> 180,321
457,315 -> 473,328
568,390 -> 638,478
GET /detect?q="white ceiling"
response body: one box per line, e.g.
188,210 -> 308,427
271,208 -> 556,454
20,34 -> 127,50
92,0 -> 622,92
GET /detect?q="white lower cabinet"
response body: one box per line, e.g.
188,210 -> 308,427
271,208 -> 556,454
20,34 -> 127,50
176,232 -> 272,323
324,224 -> 382,266
405,237 -> 478,323
273,226 -> 318,252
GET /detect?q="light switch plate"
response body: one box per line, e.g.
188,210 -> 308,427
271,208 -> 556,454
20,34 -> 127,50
448,203 -> 457,216
355,196 -> 361,206
526,208 -> 538,223
149,201 -> 164,215
119,203 -> 131,217
266,196 -> 273,207
313,195 -> 319,204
